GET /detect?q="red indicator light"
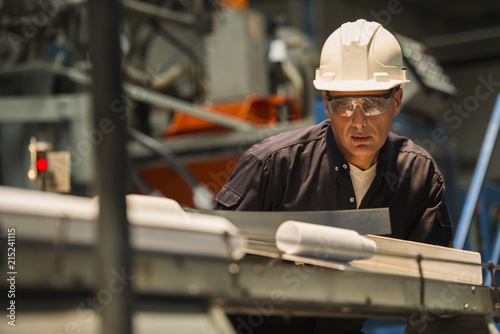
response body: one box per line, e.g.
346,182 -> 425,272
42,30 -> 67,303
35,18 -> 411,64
36,158 -> 48,172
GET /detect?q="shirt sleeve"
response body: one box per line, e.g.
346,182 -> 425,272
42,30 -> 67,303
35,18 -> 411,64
214,152 -> 270,211
408,172 -> 454,247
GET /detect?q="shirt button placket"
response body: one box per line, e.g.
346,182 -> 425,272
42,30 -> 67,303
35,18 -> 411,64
349,196 -> 356,209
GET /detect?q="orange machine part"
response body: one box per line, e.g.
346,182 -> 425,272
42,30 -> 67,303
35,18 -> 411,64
136,155 -> 242,208
163,94 -> 302,137
219,0 -> 248,9
141,95 -> 303,207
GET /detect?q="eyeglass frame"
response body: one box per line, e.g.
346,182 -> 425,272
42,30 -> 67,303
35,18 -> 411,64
325,89 -> 397,117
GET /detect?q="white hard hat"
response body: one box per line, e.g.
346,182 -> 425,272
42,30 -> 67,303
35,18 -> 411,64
313,19 -> 409,92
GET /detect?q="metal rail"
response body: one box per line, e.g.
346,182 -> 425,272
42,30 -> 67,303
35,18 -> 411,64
16,63 -> 259,132
123,0 -> 198,28
454,94 -> 500,249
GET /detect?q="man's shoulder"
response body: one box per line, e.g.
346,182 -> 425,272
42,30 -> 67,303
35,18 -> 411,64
388,132 -> 443,177
248,120 -> 330,160
388,132 -> 433,158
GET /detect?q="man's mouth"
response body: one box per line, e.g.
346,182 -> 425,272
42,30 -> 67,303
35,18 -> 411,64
351,135 -> 371,143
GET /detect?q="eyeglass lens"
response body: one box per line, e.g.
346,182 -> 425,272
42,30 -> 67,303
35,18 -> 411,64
328,96 -> 390,117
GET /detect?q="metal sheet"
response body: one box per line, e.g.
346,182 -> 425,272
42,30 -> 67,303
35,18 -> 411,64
194,208 -> 391,243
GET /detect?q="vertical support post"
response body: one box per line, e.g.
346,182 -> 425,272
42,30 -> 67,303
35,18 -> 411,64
454,94 -> 500,249
88,0 -> 132,333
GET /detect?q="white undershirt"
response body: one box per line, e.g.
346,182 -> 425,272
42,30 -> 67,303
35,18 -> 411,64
348,162 -> 377,209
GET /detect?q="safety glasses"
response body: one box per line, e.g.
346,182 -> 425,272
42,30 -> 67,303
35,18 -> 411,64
325,91 -> 394,117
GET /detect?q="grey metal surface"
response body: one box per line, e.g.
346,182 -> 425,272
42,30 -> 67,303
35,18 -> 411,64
195,208 -> 391,241
0,210 -> 499,334
190,208 -> 391,255
204,9 -> 270,103
0,305 -> 236,334
1,238 -> 498,320
0,94 -> 81,123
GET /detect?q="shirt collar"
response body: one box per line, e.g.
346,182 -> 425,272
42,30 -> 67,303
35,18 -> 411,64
325,122 -> 350,178
325,120 -> 393,178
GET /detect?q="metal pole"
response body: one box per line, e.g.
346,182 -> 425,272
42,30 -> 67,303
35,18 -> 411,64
485,219 -> 500,286
48,66 -> 257,131
454,94 -> 500,249
88,0 -> 132,333
124,83 -> 256,131
123,0 -> 196,27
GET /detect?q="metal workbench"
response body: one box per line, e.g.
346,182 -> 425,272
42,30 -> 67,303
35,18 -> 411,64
1,187 -> 499,333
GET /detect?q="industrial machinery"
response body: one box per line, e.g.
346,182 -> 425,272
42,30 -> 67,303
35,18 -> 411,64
127,4 -> 321,207
1,186 -> 499,334
0,1 -> 459,210
2,1 -> 500,334
0,0 -> 320,207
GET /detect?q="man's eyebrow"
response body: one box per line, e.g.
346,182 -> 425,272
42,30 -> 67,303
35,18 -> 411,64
326,92 -> 393,101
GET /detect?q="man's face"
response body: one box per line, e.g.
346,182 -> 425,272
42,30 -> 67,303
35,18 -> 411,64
323,88 -> 403,169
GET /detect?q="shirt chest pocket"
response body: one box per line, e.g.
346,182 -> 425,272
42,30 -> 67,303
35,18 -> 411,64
215,185 -> 243,208
437,203 -> 453,229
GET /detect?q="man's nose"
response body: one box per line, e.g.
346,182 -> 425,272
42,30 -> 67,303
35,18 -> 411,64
351,105 -> 367,127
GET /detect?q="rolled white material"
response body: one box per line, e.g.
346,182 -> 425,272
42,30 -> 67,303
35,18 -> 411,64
276,220 -> 377,262
126,194 -> 188,221
0,186 -> 247,261
0,185 -> 97,220
124,195 -> 247,260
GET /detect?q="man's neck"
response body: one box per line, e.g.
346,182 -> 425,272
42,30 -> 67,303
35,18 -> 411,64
347,156 -> 378,171
338,147 -> 378,171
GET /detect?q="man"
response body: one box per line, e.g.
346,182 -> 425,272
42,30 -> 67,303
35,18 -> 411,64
215,19 -> 453,333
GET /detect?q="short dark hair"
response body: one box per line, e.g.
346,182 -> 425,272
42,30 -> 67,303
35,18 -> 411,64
391,85 -> 401,93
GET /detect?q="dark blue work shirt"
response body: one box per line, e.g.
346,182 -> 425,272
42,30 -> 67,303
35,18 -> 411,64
216,119 -> 453,247
216,119 -> 456,334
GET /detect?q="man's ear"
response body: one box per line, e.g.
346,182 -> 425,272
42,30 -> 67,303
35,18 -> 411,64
393,88 -> 403,116
323,91 -> 331,116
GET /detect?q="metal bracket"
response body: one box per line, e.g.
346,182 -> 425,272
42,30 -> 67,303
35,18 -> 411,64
488,261 -> 500,318
417,254 -> 426,309
51,216 -> 69,288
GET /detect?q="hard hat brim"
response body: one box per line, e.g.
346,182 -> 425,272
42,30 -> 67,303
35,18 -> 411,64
313,79 -> 409,92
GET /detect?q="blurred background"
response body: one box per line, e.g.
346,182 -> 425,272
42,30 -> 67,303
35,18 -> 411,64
1,0 -> 500,332
2,0 -> 499,249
